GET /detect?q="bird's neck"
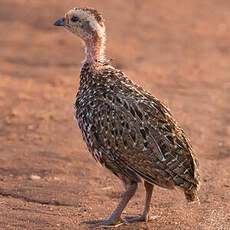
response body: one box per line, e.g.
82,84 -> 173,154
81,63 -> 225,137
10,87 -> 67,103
84,32 -> 105,65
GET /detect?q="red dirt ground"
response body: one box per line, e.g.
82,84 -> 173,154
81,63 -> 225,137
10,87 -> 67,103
0,0 -> 230,229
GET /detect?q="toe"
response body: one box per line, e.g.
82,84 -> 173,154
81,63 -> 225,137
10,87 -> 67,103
125,215 -> 147,222
83,218 -> 124,228
83,219 -> 107,225
125,214 -> 160,223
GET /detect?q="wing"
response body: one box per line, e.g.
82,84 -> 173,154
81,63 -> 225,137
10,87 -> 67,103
85,70 -> 199,189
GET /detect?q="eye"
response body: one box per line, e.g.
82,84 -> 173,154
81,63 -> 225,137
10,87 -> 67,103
71,16 -> 79,22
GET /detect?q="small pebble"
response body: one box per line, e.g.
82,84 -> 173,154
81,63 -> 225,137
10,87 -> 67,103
30,175 -> 41,180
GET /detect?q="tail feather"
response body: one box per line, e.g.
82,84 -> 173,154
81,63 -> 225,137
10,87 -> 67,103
184,152 -> 200,202
184,181 -> 200,202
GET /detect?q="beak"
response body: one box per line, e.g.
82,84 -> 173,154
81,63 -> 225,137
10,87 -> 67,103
54,17 -> 65,26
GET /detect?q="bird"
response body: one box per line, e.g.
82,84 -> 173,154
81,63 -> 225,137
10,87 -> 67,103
54,8 -> 200,227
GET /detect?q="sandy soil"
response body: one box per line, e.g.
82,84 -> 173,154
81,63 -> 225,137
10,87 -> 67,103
0,0 -> 230,229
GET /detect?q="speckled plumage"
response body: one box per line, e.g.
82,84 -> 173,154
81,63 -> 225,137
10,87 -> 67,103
54,8 -> 200,227
74,62 -> 199,201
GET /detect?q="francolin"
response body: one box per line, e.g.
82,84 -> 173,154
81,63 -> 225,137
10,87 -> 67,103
54,8 -> 200,227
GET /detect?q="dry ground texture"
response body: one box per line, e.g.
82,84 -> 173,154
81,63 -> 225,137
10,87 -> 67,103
0,0 -> 230,229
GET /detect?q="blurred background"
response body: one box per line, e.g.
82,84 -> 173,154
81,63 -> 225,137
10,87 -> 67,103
0,0 -> 229,229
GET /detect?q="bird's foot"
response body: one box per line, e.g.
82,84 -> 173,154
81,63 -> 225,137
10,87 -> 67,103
83,218 -> 124,228
125,214 -> 159,223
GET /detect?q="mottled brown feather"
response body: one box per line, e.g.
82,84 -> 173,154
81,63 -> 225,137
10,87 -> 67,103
74,62 -> 200,201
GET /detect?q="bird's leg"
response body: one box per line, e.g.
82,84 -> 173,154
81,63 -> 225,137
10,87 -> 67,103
125,181 -> 154,222
84,182 -> 137,227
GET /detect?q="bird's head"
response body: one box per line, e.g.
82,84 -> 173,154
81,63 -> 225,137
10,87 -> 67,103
54,8 -> 105,41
